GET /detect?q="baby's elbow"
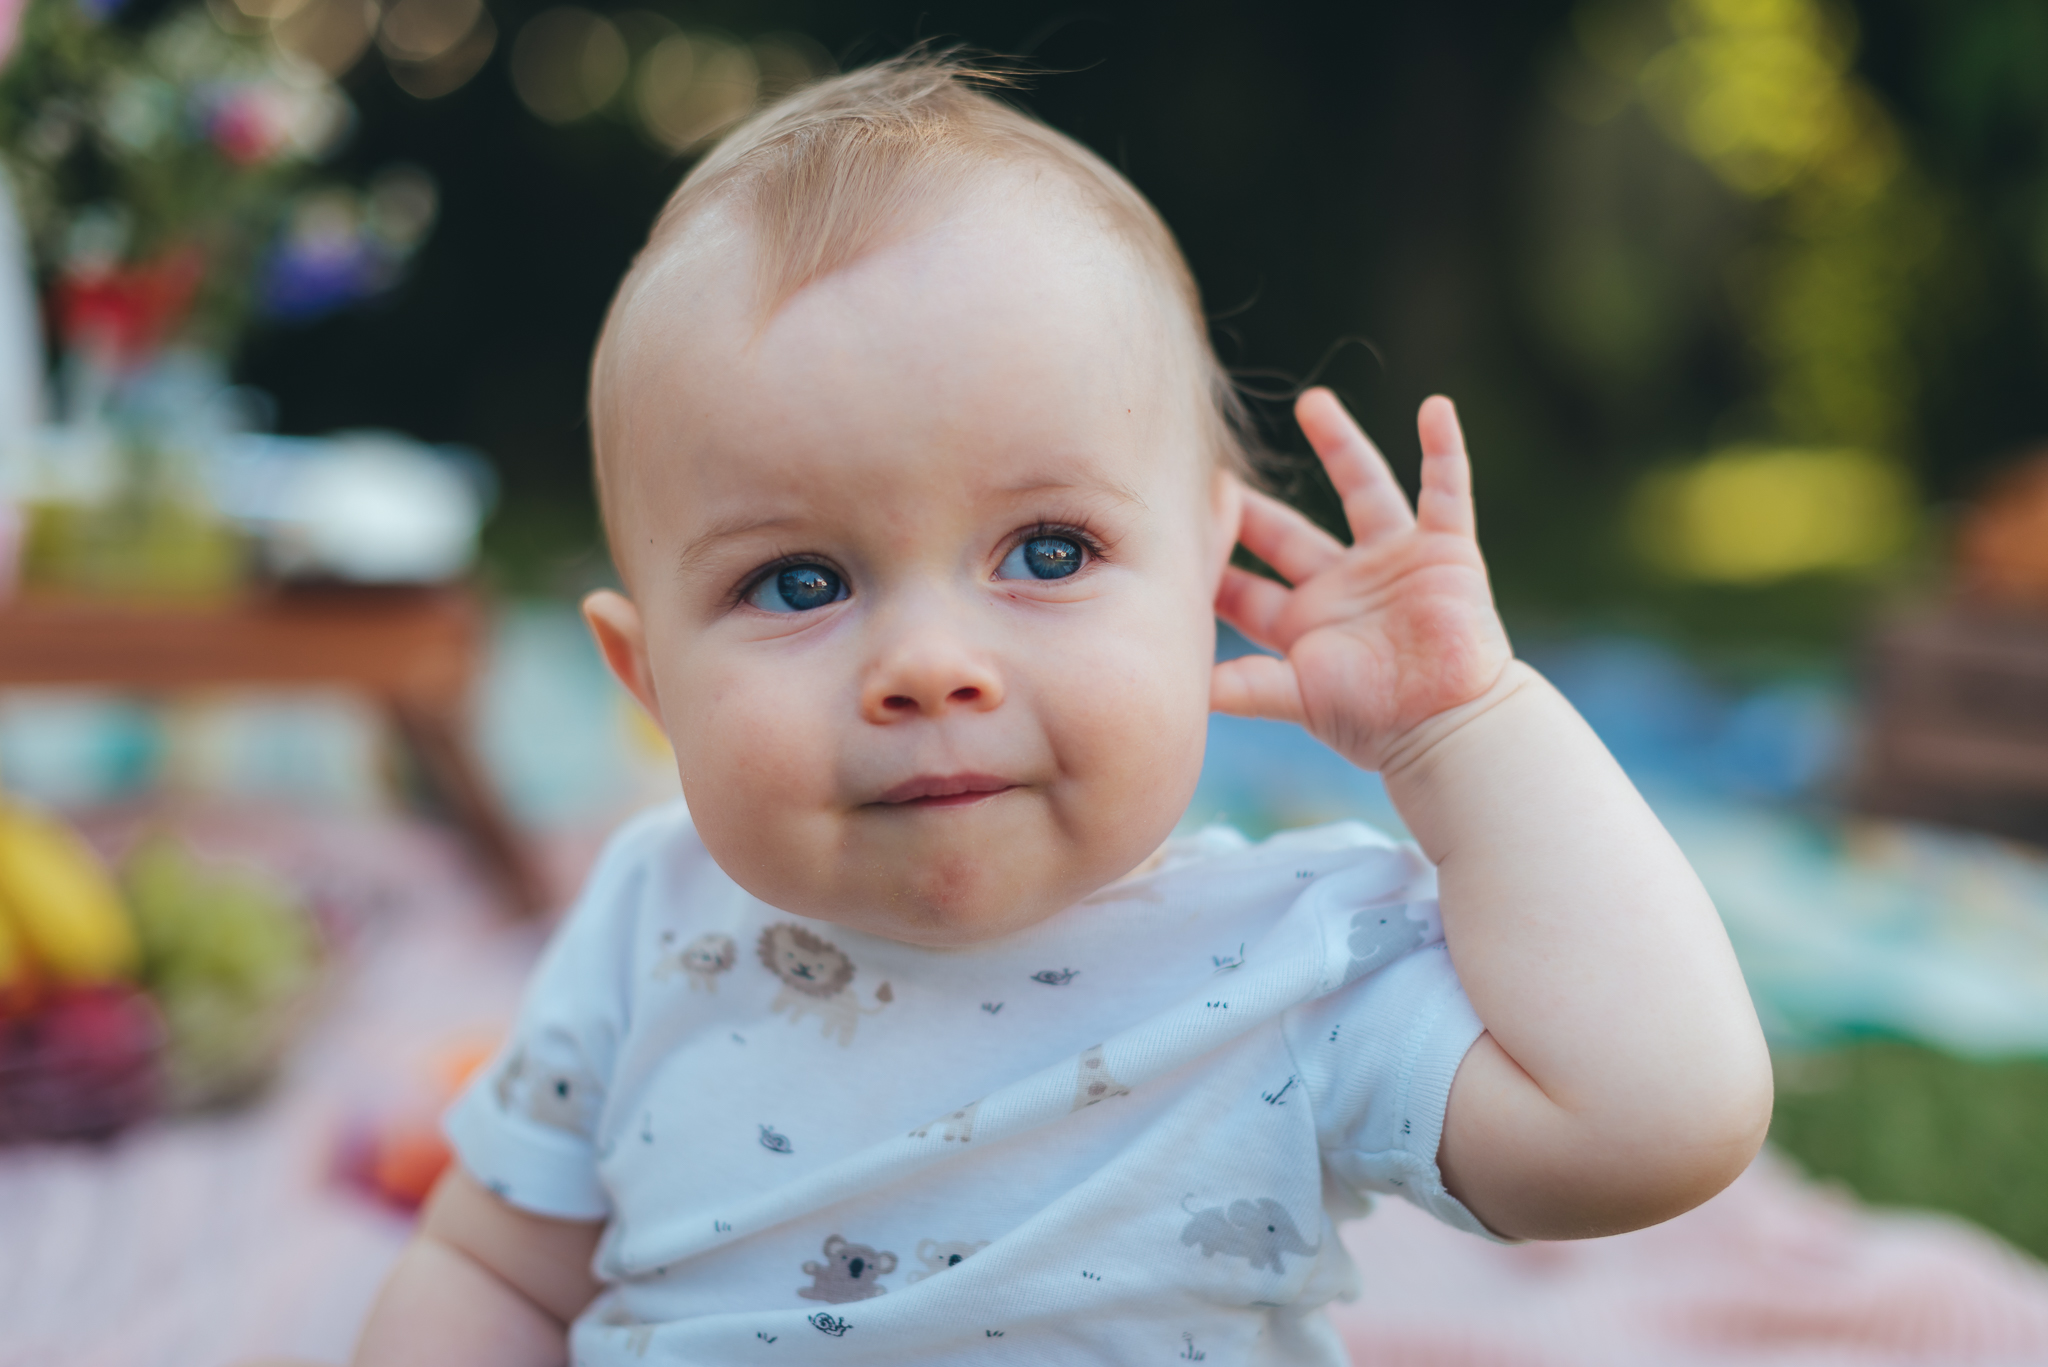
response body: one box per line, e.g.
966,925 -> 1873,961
1612,1049 -> 1776,1232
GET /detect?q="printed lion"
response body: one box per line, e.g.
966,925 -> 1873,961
758,923 -> 893,1046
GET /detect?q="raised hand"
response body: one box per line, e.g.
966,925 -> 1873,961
1210,389 -> 1513,774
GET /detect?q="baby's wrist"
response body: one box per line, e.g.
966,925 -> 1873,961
1373,658 -> 1542,784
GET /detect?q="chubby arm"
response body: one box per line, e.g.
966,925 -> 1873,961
1212,390 -> 1771,1241
1390,665 -> 1770,1237
351,1166 -> 603,1367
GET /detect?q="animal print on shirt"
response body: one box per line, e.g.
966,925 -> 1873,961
757,923 -> 894,1046
798,1234 -> 896,1303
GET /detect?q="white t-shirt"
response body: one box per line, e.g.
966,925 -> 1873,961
445,802 -> 1494,1366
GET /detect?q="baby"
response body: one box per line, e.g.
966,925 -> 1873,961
348,54 -> 1771,1366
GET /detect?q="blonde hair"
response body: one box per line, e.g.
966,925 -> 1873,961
590,51 -> 1256,530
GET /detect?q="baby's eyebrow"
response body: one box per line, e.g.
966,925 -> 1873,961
676,514 -> 808,578
997,473 -> 1149,511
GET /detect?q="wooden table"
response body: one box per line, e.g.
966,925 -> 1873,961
0,585 -> 546,915
1854,604 -> 2048,847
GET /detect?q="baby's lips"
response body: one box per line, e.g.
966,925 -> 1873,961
874,772 -> 1018,804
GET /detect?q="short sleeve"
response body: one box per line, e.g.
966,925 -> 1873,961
442,806 -> 678,1220
1283,941 -> 1506,1242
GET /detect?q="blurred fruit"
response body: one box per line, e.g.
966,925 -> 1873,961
0,905 -> 32,1011
369,1123 -> 452,1209
0,804 -> 138,986
1958,448 -> 2048,605
0,985 -> 163,1142
123,835 -> 321,1108
345,1039 -> 495,1211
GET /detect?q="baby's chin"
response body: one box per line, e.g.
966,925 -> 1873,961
706,804 -> 1168,948
755,850 -> 1104,948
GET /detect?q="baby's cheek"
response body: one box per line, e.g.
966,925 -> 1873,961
1041,603 -> 1211,826
668,663 -> 840,888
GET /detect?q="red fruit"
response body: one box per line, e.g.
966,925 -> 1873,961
371,1125 -> 452,1209
0,987 -> 163,1142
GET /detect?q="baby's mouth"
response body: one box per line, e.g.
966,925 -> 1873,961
873,773 -> 1019,808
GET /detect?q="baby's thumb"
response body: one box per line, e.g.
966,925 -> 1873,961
1210,655 -> 1307,726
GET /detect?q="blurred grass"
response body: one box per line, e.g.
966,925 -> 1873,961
1770,1042 -> 2048,1261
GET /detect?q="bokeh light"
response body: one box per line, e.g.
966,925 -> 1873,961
508,8 -> 629,124
750,31 -> 835,99
1561,0 -> 1947,584
377,0 -> 481,64
1638,0 -> 1877,199
1630,444 -> 1914,584
635,30 -> 757,153
266,0 -> 375,78
384,11 -> 495,99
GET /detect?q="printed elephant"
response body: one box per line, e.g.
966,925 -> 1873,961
1344,902 -> 1436,980
1179,1198 -> 1318,1274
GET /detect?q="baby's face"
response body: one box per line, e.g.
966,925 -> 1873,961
595,194 -> 1237,946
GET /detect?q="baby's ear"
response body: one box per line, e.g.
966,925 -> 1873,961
1208,470 -> 1247,579
582,590 -> 665,730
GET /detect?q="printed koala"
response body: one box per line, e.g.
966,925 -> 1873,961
328,51 -> 1770,1367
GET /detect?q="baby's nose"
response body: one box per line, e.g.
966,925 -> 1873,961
860,634 -> 1005,722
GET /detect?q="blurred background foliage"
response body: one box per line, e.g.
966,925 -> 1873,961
1773,1042 -> 2048,1261
172,0 -> 2048,658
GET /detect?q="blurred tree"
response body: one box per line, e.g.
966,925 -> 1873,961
190,0 -> 2044,634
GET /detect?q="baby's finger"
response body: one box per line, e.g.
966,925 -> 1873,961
1210,653 -> 1308,725
1214,564 -> 1293,650
1237,487 -> 1345,587
1296,388 -> 1415,544
1414,395 -> 1475,538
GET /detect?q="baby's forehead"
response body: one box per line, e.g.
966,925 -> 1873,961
628,198 -> 1192,428
642,174 -> 1177,352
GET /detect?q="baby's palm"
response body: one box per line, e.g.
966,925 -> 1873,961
1212,391 -> 1511,773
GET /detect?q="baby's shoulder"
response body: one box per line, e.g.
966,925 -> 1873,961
559,800 -> 728,935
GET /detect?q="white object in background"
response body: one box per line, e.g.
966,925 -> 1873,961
210,431 -> 494,583
0,167 -> 45,598
0,168 -> 43,459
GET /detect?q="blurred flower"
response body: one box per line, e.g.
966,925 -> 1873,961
258,192 -> 379,320
99,73 -> 178,153
199,83 -> 284,162
256,169 -> 435,321
52,247 -> 206,367
0,0 -> 404,380
189,73 -> 347,163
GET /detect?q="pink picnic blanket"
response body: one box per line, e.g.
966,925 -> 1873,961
3,809 -> 2046,1367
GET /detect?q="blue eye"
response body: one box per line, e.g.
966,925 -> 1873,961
748,563 -> 846,613
998,536 -> 1084,581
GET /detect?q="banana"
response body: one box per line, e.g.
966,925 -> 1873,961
0,897 -> 30,997
0,804 -> 138,984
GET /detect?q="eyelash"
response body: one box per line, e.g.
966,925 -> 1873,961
730,522 -> 1111,610
729,552 -> 833,611
1007,522 -> 1110,568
